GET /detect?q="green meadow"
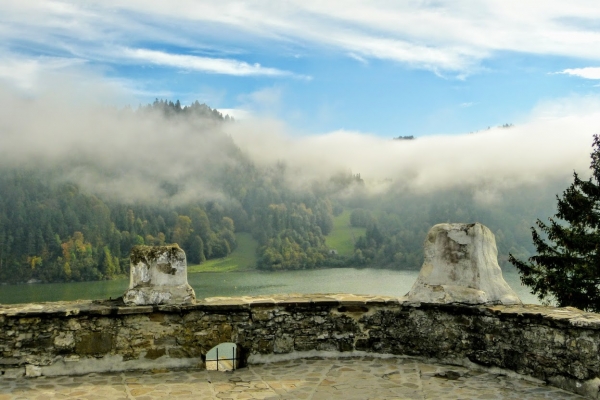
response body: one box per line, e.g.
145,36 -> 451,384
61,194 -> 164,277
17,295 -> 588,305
188,209 -> 364,273
325,210 -> 366,256
188,232 -> 259,273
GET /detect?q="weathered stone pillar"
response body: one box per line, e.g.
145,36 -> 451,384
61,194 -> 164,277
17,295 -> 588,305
123,245 -> 196,305
407,222 -> 521,305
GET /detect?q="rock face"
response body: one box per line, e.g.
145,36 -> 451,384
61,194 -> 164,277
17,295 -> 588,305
407,223 -> 521,305
123,245 -> 196,305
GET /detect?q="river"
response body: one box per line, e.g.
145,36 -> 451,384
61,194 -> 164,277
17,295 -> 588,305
0,268 -> 540,305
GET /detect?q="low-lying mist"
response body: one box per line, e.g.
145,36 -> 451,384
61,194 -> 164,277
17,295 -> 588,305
226,104 -> 595,200
0,82 -> 597,208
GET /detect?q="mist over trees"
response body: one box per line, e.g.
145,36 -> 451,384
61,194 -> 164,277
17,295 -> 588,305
0,97 -> 577,283
0,168 -> 240,282
510,135 -> 600,311
345,185 -> 560,270
0,101 -> 335,282
140,99 -> 235,121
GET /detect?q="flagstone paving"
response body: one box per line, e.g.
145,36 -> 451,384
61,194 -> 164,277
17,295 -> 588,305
0,356 -> 584,399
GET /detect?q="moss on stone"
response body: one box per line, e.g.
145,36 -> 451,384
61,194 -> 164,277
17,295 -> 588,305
75,332 -> 114,355
129,245 -> 183,266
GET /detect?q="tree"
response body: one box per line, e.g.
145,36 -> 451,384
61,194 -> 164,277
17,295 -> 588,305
172,215 -> 192,246
509,135 -> 600,311
350,209 -> 372,228
187,235 -> 206,264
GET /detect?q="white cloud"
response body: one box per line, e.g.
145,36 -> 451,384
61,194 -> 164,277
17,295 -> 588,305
100,0 -> 600,72
227,94 -> 599,192
4,1 -> 600,77
122,48 -> 294,77
0,51 -> 153,104
217,108 -> 251,120
328,33 -> 483,72
0,81 -> 597,203
0,54 -> 85,90
558,67 -> 600,80
348,53 -> 368,65
236,86 -> 284,116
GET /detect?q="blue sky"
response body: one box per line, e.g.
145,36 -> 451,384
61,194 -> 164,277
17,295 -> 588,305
1,1 -> 600,138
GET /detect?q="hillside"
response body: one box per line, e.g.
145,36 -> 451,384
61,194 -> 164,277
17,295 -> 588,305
188,233 -> 258,273
0,100 -> 337,283
0,99 -> 565,283
325,210 -> 366,257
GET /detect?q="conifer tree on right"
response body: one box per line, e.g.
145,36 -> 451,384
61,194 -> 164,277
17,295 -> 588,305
510,135 -> 600,312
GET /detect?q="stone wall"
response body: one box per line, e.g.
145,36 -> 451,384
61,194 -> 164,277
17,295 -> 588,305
2,294 -> 600,398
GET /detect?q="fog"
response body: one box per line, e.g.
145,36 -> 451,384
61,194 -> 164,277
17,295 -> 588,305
0,82 -> 241,204
227,102 -> 596,195
0,80 -> 597,205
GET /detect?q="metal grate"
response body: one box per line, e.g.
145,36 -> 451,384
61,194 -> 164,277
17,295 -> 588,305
206,344 -> 237,371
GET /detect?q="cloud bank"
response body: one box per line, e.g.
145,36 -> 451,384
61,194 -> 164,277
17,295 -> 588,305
228,116 -> 594,195
0,75 -> 596,206
0,81 -> 240,204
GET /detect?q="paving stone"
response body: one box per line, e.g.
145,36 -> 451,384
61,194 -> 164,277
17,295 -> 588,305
0,357 -> 586,399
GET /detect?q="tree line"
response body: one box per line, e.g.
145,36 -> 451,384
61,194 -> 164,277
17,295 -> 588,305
0,100 -> 337,282
2,96 -> 590,317
0,171 -> 238,282
341,183 -> 560,272
0,164 -> 338,283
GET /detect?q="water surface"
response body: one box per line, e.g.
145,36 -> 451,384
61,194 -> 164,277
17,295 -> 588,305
0,268 -> 539,305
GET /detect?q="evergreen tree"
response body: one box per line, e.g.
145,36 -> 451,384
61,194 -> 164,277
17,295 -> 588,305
509,135 -> 600,311
188,235 -> 206,264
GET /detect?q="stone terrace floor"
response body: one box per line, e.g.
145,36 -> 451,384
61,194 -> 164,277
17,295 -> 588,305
0,356 -> 584,400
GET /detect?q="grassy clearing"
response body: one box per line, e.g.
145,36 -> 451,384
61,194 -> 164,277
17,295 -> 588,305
325,209 -> 366,256
188,232 -> 258,273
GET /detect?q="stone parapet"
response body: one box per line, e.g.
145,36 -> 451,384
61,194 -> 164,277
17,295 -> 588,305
1,294 -> 600,398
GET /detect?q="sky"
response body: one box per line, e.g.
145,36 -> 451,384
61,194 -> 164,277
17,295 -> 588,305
2,1 -> 600,138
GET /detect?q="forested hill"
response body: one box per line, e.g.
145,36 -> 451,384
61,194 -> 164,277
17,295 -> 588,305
0,101 -> 336,283
140,99 -> 235,121
0,100 -> 560,284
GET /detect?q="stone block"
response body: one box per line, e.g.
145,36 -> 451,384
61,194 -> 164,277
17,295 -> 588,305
54,332 -> 75,350
144,347 -> 166,360
407,223 -> 521,305
123,245 -> 196,306
0,367 -> 24,379
25,364 -> 41,377
75,332 -> 114,355
274,334 -> 294,353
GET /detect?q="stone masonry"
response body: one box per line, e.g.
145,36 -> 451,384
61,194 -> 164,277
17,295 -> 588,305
1,294 -> 600,398
2,227 -> 600,399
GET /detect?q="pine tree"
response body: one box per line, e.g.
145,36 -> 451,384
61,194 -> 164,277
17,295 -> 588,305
509,135 -> 600,311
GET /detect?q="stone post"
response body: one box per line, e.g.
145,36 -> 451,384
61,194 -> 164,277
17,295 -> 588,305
123,244 -> 196,306
407,222 -> 521,305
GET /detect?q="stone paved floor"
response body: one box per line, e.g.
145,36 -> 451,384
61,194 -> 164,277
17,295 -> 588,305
0,357 -> 584,400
